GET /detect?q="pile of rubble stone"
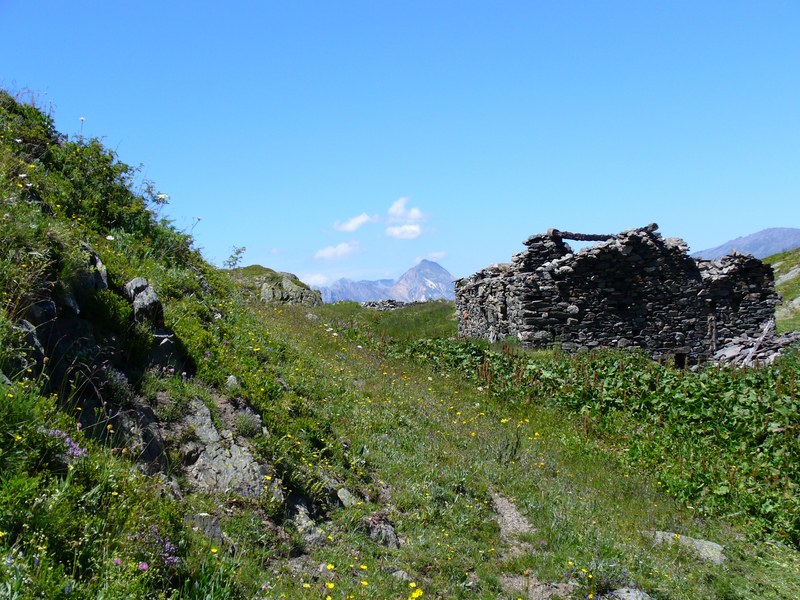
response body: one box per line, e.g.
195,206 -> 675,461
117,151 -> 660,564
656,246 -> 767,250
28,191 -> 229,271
712,329 -> 800,367
361,300 -> 414,311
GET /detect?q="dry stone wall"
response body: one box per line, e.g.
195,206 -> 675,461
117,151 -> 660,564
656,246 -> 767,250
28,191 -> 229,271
455,224 -> 779,363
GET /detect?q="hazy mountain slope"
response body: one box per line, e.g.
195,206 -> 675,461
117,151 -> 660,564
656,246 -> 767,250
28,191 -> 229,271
693,227 -> 800,259
318,259 -> 455,303
388,259 -> 455,301
318,277 -> 394,303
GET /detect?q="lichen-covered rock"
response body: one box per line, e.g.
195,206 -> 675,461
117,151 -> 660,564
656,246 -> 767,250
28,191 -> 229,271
259,273 -> 322,306
178,398 -> 271,496
123,277 -> 165,328
290,498 -> 326,546
231,265 -> 322,306
360,513 -> 400,548
643,530 -> 727,565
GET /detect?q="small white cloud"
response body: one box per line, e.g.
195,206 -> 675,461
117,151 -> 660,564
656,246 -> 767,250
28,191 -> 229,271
333,212 -> 376,232
388,197 -> 423,222
386,224 -> 421,240
427,251 -> 447,260
314,241 -> 360,260
303,273 -> 330,287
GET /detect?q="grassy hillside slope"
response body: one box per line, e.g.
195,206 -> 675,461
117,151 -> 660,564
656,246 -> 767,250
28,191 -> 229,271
765,247 -> 800,332
1,90 -> 799,599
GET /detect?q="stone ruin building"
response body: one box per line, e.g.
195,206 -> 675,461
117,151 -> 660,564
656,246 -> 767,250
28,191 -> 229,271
455,224 -> 781,365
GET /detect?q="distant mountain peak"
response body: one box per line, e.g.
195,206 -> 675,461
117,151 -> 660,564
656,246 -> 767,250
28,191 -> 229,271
693,227 -> 800,260
317,260 -> 455,303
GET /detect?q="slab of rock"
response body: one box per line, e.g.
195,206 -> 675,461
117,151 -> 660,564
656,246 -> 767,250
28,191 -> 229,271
123,277 -> 164,328
381,566 -> 411,581
336,487 -> 358,507
499,574 -> 575,600
360,513 -> 400,548
187,512 -> 236,554
180,398 -> 268,496
258,272 -> 322,306
609,588 -> 655,600
291,499 -> 326,546
776,295 -> 800,319
643,530 -> 727,565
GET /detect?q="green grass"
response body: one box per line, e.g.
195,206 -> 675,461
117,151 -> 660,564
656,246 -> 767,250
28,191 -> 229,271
764,246 -> 800,332
241,303 -> 800,599
2,88 -> 800,598
314,299 -> 458,341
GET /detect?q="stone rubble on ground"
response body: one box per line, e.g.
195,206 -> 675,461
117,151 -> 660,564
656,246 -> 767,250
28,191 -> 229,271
361,299 -> 417,311
712,327 -> 800,367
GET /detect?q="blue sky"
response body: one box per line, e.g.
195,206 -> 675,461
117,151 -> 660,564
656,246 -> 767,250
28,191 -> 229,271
2,1 -> 798,285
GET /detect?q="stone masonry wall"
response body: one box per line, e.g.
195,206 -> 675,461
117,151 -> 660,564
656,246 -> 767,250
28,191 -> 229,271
455,224 -> 779,362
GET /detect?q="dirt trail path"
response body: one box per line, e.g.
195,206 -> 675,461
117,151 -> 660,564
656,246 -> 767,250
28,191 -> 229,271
492,492 -> 576,599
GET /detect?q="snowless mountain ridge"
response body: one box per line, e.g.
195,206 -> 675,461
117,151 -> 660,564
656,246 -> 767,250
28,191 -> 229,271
693,227 -> 800,260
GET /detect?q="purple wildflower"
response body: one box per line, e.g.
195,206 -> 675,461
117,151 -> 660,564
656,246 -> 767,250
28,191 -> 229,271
46,429 -> 87,459
128,525 -> 179,569
138,562 -> 149,571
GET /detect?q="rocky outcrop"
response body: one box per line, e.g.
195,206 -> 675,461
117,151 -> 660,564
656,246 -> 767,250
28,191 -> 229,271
123,277 -> 165,328
176,398 -> 270,495
122,392 -> 283,500
456,224 -> 782,363
233,266 -> 322,306
55,243 -> 108,315
643,530 -> 727,565
259,272 -> 322,306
